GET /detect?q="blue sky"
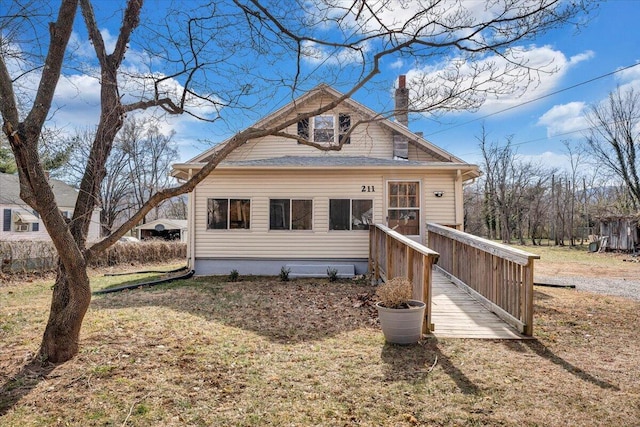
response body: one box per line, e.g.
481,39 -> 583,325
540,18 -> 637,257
7,1 -> 639,172
402,0 -> 640,169
147,0 -> 640,169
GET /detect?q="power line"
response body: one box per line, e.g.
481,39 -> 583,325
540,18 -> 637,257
426,62 -> 640,138
456,113 -> 640,158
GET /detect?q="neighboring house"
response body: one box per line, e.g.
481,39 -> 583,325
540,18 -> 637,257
136,218 -> 188,242
0,172 -> 101,241
172,77 -> 480,276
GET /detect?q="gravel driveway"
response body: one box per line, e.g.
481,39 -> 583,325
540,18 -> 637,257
536,274 -> 640,301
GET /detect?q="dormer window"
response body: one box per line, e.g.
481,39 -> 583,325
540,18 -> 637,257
313,115 -> 334,142
297,113 -> 350,144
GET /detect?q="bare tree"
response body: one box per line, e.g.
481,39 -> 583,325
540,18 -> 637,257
585,87 -> 640,212
163,194 -> 188,220
65,119 -> 178,235
64,128 -> 132,236
478,127 -> 553,244
1,0 -> 590,363
119,117 -> 178,223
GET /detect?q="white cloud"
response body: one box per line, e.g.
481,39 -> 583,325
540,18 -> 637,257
569,50 -> 595,66
517,151 -> 574,172
616,62 -> 640,82
309,0 -> 496,39
537,101 -> 588,137
406,45 -> 588,115
615,63 -> 640,95
389,58 -> 404,70
536,61 -> 640,140
301,40 -> 368,66
68,32 -> 96,59
100,29 -> 117,53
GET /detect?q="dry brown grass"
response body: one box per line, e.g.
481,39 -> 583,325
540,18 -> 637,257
1,255 -> 639,426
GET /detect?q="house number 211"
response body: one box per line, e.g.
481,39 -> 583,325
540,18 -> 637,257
361,185 -> 375,192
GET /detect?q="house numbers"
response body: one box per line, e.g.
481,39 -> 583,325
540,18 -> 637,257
361,185 -> 375,193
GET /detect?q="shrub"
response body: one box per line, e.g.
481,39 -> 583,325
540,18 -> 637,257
326,267 -> 339,282
0,240 -> 187,274
228,269 -> 239,282
279,266 -> 291,282
375,277 -> 412,309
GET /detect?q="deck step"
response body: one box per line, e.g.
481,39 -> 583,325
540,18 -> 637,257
285,264 -> 355,278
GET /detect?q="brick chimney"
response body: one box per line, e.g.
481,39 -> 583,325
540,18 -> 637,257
394,75 -> 409,127
393,75 -> 409,160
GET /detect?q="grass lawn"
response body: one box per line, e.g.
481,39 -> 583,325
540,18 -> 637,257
1,258 -> 639,426
506,242 -> 640,279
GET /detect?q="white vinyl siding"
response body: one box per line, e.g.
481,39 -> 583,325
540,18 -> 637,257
422,173 -> 458,226
194,170 -> 385,258
193,169 -> 459,258
223,99 -> 393,162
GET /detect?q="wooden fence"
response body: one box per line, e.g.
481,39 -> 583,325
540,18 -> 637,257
369,224 -> 440,333
426,223 -> 539,335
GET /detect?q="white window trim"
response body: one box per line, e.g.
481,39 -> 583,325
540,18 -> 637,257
385,179 -> 423,239
299,113 -> 350,145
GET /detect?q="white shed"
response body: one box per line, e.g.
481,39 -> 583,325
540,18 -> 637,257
136,218 -> 188,242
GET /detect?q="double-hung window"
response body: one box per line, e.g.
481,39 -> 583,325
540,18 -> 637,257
313,115 -> 334,142
207,198 -> 251,230
297,113 -> 350,145
329,199 -> 373,231
270,199 -> 313,230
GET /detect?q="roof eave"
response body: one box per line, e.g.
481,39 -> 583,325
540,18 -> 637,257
172,161 -> 479,178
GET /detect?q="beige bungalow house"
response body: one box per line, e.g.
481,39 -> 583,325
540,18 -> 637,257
172,77 -> 480,276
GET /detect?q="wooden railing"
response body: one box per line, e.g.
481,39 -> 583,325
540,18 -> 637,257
427,223 -> 539,335
369,224 -> 440,333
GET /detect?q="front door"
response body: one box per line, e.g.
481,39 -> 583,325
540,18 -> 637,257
387,180 -> 422,242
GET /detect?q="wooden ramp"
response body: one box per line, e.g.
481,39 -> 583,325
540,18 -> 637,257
430,269 -> 526,339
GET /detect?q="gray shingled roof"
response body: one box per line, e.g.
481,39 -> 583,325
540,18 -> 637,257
225,156 -> 468,168
0,172 -> 79,207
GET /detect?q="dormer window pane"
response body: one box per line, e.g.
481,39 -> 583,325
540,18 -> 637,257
313,115 -> 334,142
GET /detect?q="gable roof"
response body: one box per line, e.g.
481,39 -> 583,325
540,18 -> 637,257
0,172 -> 79,208
185,84 -> 468,165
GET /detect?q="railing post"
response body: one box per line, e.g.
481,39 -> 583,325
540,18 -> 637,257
423,254 -> 433,333
385,231 -> 392,281
451,238 -> 457,278
369,226 -> 376,283
523,259 -> 534,336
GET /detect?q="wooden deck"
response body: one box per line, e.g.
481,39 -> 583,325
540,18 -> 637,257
430,269 -> 527,339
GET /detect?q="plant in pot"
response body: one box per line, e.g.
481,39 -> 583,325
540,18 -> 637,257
375,277 -> 426,345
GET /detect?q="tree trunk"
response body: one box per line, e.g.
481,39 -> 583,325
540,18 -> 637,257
39,264 -> 92,363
